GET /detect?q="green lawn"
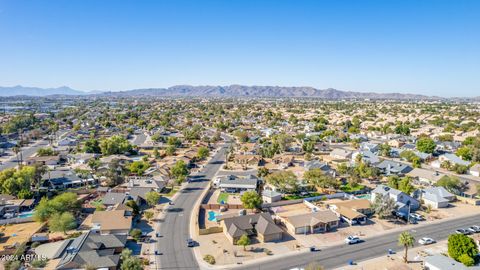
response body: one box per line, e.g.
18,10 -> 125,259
340,183 -> 365,193
217,192 -> 229,204
163,187 -> 180,198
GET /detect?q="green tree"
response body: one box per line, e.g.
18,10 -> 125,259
265,171 -> 299,193
125,200 -> 140,216
372,194 -> 397,219
458,254 -> 475,266
167,136 -> 182,147
120,249 -> 143,270
33,192 -> 80,222
171,160 -> 189,181
257,167 -> 270,178
100,135 -> 132,155
129,229 -> 143,242
48,212 -> 77,235
237,234 -> 251,251
240,191 -> 262,209
144,211 -> 154,221
304,168 -> 339,190
37,147 -> 55,156
416,137 -> 436,154
129,160 -> 150,176
448,234 -> 478,262
145,191 -> 161,207
197,146 -> 209,160
0,166 -> 35,196
436,175 -> 462,193
165,145 -> 176,156
398,231 -> 415,263
398,177 -> 415,195
83,138 -> 101,153
456,146 -> 472,161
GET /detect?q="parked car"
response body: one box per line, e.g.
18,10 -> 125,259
186,238 -> 195,247
418,237 -> 435,245
345,236 -> 361,245
409,213 -> 424,221
467,226 -> 480,233
455,229 -> 470,235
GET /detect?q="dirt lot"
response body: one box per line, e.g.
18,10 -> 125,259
196,228 -> 300,265
0,222 -> 44,250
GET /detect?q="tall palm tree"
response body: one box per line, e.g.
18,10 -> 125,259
398,231 -> 415,263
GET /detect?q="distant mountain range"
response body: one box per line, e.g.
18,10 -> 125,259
0,84 -> 478,100
0,85 -> 94,96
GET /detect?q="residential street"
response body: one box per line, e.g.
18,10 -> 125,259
232,213 -> 480,270
154,142 -> 229,269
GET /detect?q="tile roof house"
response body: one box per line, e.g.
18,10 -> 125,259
91,209 -> 132,235
55,231 -> 127,270
42,169 -> 95,190
281,210 -> 339,235
213,174 -> 259,193
101,192 -> 128,207
424,254 -> 480,270
330,199 -> 373,225
371,185 -> 419,214
220,213 -> 283,244
233,154 -> 263,166
421,187 -> 455,209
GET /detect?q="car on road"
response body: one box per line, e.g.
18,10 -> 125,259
418,237 -> 435,245
468,226 -> 480,233
455,229 -> 471,235
345,236 -> 361,245
186,238 -> 195,247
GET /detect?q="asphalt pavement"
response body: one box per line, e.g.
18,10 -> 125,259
233,213 -> 480,270
154,143 -> 229,269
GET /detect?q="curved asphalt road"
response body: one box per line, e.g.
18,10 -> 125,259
155,143 -> 229,269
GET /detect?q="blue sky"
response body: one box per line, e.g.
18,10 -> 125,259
0,0 -> 479,97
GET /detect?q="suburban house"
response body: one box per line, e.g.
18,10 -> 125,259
125,177 -> 166,192
213,174 -> 259,193
0,196 -> 35,218
43,231 -> 127,270
421,187 -> 455,209
407,168 -> 445,184
469,163 -> 480,177
41,169 -> 95,190
25,155 -> 61,166
220,213 -> 283,244
67,153 -> 99,165
91,208 -> 132,235
329,149 -> 352,160
432,153 -> 470,168
360,142 -> 379,153
281,210 -> 339,235
304,160 -> 333,174
371,185 -> 420,214
233,154 -> 263,166
424,254 -> 480,270
330,199 -> 373,226
262,190 -> 282,203
375,160 -> 412,176
101,192 -> 129,207
351,150 -> 380,165
57,137 -> 78,147
272,154 -> 295,168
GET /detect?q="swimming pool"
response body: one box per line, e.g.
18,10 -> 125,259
355,194 -> 371,200
18,211 -> 34,218
207,211 -> 220,222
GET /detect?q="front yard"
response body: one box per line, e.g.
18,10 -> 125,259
217,192 -> 229,204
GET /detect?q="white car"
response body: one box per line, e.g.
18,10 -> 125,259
418,237 -> 435,245
345,235 -> 361,245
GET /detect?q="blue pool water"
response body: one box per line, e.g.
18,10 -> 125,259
18,211 -> 34,218
356,194 -> 371,200
207,211 -> 219,222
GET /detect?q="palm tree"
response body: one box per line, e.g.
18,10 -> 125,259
398,231 -> 415,263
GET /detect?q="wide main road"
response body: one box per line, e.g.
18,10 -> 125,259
155,142 -> 229,269
234,213 -> 480,270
